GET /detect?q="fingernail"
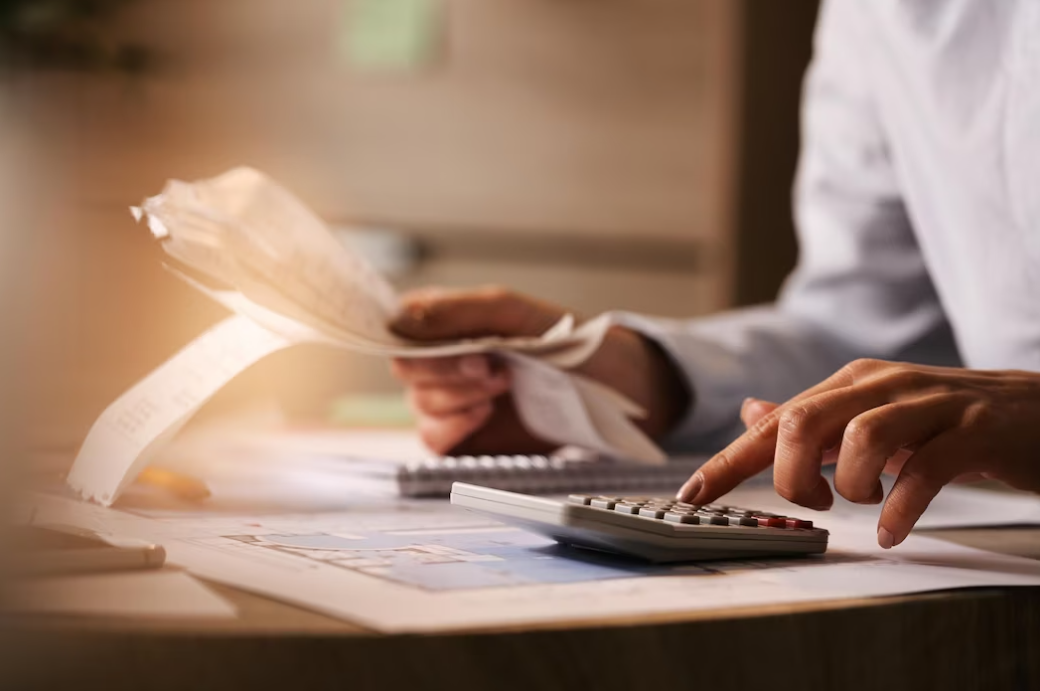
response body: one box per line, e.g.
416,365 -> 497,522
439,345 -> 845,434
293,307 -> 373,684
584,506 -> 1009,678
676,472 -> 703,502
877,527 -> 894,549
459,355 -> 490,379
738,397 -> 755,424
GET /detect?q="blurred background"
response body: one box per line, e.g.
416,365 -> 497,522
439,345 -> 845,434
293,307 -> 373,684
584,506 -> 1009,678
1,0 -> 819,466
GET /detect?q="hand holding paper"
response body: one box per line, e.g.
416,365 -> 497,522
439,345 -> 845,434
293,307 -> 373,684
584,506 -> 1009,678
68,168 -> 670,505
389,287 -> 690,457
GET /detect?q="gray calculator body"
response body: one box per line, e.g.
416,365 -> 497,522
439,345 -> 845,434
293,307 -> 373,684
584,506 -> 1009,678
450,482 -> 829,563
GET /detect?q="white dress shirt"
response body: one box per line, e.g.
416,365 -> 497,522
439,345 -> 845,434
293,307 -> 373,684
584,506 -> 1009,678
624,0 -> 1040,451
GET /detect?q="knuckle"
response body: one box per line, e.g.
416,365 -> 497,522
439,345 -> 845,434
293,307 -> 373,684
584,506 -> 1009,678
710,449 -> 737,478
961,401 -> 997,430
842,358 -> 882,380
778,406 -> 815,445
699,449 -> 742,492
876,367 -> 929,392
842,417 -> 882,455
747,409 -> 779,438
476,284 -> 513,303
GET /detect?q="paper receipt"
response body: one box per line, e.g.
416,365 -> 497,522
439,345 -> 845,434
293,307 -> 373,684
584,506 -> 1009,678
67,168 -> 665,505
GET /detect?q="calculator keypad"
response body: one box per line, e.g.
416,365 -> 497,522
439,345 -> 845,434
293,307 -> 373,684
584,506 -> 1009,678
567,495 -> 814,530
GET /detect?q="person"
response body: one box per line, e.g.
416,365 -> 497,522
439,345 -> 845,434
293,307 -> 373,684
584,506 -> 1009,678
388,0 -> 1040,549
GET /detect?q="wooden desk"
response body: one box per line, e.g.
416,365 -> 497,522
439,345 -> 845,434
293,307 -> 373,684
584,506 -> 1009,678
6,527 -> 1040,691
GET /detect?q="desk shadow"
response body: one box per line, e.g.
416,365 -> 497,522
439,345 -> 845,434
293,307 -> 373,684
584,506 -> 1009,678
896,551 -> 1040,579
526,543 -> 874,578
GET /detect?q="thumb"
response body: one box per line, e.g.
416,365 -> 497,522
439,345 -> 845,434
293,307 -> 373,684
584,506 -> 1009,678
740,397 -> 779,428
390,286 -> 568,342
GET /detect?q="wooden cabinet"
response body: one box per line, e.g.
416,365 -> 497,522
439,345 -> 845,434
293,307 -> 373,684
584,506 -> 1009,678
10,0 -> 744,446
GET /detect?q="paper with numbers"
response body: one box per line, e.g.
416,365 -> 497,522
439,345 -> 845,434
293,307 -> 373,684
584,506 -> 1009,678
23,490 -> 1040,633
68,168 -> 665,505
66,315 -> 295,504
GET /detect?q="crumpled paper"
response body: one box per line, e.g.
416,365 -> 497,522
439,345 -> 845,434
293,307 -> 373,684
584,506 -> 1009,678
67,167 -> 664,505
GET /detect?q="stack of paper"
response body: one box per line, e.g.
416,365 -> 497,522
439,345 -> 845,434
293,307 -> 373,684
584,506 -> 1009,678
22,490 -> 1040,634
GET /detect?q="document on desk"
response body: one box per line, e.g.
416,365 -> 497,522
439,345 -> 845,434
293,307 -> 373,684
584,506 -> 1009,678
24,492 -> 1040,634
67,167 -> 663,506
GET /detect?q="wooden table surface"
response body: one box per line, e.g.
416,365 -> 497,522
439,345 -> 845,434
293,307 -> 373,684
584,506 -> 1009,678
5,526 -> 1040,691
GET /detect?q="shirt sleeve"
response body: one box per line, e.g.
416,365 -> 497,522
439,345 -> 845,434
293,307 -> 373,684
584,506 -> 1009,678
619,0 -> 961,453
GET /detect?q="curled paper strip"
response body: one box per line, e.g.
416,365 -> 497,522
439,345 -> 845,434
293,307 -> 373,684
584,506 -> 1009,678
68,168 -> 665,505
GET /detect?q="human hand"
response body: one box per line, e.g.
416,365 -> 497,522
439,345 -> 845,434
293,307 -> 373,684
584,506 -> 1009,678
676,360 -> 1040,548
389,286 -> 689,456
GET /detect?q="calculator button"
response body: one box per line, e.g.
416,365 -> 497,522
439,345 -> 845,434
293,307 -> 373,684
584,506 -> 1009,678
664,513 -> 701,524
576,497 -> 818,531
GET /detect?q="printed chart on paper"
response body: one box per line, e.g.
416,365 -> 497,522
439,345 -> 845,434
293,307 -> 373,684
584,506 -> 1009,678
25,493 -> 1040,633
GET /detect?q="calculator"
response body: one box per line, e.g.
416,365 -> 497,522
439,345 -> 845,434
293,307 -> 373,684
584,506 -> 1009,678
450,482 -> 829,562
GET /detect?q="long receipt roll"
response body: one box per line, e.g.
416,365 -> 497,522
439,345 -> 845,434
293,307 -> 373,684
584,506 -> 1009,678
68,168 -> 666,505
67,316 -> 294,504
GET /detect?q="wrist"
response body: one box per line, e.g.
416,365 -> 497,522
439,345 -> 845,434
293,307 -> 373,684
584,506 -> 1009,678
638,332 -> 693,439
580,326 -> 693,441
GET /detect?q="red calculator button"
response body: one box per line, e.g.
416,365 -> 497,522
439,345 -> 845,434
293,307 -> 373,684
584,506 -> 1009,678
756,516 -> 786,528
785,518 -> 813,529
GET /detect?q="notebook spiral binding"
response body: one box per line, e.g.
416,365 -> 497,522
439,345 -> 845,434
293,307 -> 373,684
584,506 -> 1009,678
387,454 -> 706,497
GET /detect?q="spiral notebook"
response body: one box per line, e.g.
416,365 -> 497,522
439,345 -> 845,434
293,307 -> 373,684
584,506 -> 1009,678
194,430 -> 707,498
331,453 -> 707,498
